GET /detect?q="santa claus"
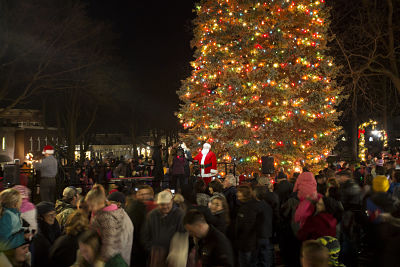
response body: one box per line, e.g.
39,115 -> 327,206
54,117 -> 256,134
193,143 -> 218,184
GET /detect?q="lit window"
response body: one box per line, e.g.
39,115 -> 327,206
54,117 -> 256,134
2,137 -> 5,150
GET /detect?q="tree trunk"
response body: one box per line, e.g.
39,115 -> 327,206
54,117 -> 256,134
351,110 -> 358,161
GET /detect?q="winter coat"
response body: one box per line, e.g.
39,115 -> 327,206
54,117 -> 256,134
366,192 -> 395,222
72,252 -> 128,267
0,208 -> 24,251
274,180 -> 294,205
33,155 -> 58,178
261,190 -> 280,228
339,179 -> 362,210
124,198 -> 148,266
55,199 -> 76,229
142,206 -> 185,253
49,234 -> 80,267
235,199 -> 262,252
172,156 -> 186,175
256,200 -> 273,239
196,225 -> 234,267
297,212 -> 337,241
31,219 -> 61,267
223,186 -> 238,220
293,172 -> 317,200
197,206 -> 228,235
90,204 -> 134,264
371,213 -> 400,267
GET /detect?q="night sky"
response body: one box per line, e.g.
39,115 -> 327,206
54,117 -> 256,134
87,0 -> 197,119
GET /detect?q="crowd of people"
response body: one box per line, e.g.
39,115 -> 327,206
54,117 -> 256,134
1,150 -> 400,267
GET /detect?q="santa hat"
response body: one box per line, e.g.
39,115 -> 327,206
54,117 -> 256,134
42,145 -> 54,155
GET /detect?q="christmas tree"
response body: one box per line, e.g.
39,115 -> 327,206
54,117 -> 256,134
177,0 -> 342,172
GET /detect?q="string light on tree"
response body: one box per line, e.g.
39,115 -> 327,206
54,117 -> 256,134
177,0 -> 342,172
358,120 -> 388,161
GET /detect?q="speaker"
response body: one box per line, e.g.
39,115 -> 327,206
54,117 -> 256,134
261,156 -> 275,174
3,164 -> 20,187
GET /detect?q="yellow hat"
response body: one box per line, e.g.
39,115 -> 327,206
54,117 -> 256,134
372,175 -> 390,192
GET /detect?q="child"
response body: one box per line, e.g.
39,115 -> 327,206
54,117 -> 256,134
300,240 -> 329,267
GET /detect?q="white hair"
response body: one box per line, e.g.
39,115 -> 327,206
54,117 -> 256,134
225,174 -> 238,186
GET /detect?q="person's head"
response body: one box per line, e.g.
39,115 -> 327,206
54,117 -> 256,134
177,149 -> 184,157
375,165 -> 385,175
324,169 -> 336,180
136,185 -> 154,202
0,189 -> 22,215
13,185 -> 31,201
78,230 -> 102,264
3,243 -> 30,266
42,145 -> 54,157
208,179 -> 224,194
156,190 -> 173,215
237,184 -> 254,202
76,195 -> 89,213
276,171 -> 288,182
85,184 -> 107,212
394,170 -> 400,183
62,186 -> 80,205
223,174 -> 237,188
316,197 -> 326,213
335,170 -> 352,183
183,210 -> 209,239
209,195 -> 228,214
316,236 -> 342,267
36,201 -> 57,225
107,191 -> 126,208
65,210 -> 89,236
301,240 -> 330,267
253,185 -> 267,200
315,175 -> 327,185
194,178 -> 207,193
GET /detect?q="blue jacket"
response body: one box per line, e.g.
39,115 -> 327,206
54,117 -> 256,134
0,208 -> 25,251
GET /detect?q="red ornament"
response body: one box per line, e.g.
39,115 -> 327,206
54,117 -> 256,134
358,129 -> 365,139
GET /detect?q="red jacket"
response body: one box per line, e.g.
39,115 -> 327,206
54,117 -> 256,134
194,151 -> 217,178
297,212 -> 337,241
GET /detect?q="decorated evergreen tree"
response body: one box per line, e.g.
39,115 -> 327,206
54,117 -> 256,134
177,0 -> 342,172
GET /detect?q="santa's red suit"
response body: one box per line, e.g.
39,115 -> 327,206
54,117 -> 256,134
194,143 -> 218,184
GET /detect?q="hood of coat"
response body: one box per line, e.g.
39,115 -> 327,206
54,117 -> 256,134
94,205 -> 126,223
55,199 -> 75,213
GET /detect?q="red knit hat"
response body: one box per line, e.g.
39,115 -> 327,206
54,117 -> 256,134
42,145 -> 54,155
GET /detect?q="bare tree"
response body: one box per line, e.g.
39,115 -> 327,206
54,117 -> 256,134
0,0 -> 111,114
330,0 -> 400,159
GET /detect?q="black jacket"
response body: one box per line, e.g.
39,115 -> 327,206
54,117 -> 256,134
125,198 -> 148,266
256,200 -> 273,239
235,199 -> 261,251
198,225 -> 234,267
258,188 -> 280,228
31,220 -> 61,267
197,206 -> 228,235
339,179 -> 362,210
223,186 -> 238,220
274,180 -> 293,205
49,234 -> 79,267
142,207 -> 185,252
